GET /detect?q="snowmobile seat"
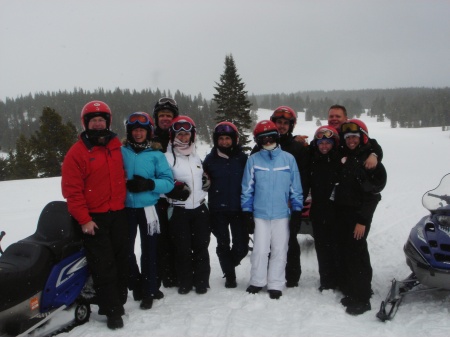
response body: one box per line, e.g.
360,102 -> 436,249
0,241 -> 53,312
21,201 -> 83,261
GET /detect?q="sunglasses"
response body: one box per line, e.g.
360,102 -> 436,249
128,113 -> 151,125
272,108 -> 295,120
172,121 -> 193,132
215,124 -> 236,134
315,129 -> 335,140
157,97 -> 178,108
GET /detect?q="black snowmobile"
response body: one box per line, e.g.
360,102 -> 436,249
0,201 -> 94,336
377,173 -> 450,321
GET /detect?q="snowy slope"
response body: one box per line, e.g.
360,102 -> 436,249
1,110 -> 450,337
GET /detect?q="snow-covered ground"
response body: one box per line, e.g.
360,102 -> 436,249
1,109 -> 450,337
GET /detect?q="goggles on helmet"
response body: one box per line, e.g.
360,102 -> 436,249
127,113 -> 151,126
215,124 -> 236,134
272,108 -> 295,121
156,97 -> 178,108
315,129 -> 335,140
172,121 -> 193,132
258,135 -> 277,145
341,122 -> 368,137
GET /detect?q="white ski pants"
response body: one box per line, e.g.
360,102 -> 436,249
250,217 -> 289,291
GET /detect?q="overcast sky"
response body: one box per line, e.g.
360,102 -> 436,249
1,0 -> 450,101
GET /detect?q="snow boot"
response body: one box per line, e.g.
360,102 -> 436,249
140,297 -> 153,310
107,315 -> 124,330
224,271 -> 237,288
153,289 -> 165,300
246,285 -> 262,294
268,290 -> 282,300
178,286 -> 192,295
195,287 -> 207,294
346,300 -> 371,316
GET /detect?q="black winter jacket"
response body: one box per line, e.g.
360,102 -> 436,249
203,146 -> 248,212
335,141 -> 387,226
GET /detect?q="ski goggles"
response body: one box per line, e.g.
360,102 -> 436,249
127,113 -> 151,126
341,122 -> 368,137
256,131 -> 278,145
314,129 -> 335,140
215,124 -> 236,134
172,121 -> 194,132
156,97 -> 178,108
272,108 -> 295,120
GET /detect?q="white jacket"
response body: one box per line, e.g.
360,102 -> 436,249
165,144 -> 207,209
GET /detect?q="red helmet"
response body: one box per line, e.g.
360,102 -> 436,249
253,120 -> 279,147
270,106 -> 297,133
314,125 -> 340,148
213,121 -> 239,147
81,100 -> 112,130
169,115 -> 196,143
341,119 -> 369,144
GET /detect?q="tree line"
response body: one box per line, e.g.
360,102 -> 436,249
255,87 -> 450,128
1,53 -> 449,181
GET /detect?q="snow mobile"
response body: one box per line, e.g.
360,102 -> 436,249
0,201 -> 92,336
377,173 -> 450,321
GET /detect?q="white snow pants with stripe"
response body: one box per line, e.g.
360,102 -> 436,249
250,217 -> 289,291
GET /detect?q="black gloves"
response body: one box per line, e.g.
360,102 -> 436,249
126,175 -> 155,193
166,181 -> 191,201
242,212 -> 255,234
289,211 -> 303,233
202,172 -> 211,191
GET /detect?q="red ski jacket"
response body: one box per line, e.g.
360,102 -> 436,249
61,135 -> 126,225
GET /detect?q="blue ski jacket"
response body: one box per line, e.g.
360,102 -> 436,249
122,143 -> 174,208
241,146 -> 303,220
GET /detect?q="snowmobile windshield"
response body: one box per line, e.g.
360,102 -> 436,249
422,173 -> 450,212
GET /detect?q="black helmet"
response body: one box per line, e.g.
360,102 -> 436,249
153,97 -> 179,127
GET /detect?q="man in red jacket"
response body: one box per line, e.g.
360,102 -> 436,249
61,101 -> 128,330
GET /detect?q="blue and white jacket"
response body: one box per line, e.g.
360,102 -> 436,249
122,143 -> 174,208
241,146 -> 303,220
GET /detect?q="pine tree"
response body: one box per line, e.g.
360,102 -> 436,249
29,107 -> 78,177
213,54 -> 253,151
8,134 -> 37,179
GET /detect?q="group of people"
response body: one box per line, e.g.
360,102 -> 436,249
61,99 -> 386,330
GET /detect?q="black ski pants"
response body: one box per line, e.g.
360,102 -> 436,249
210,211 -> 249,276
170,203 -> 211,290
83,209 -> 128,317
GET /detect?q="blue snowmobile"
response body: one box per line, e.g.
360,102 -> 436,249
0,201 -> 93,336
377,173 -> 450,321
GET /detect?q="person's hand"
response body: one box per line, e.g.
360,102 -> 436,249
242,212 -> 255,234
166,181 -> 191,201
353,223 -> 366,240
294,135 -> 309,146
364,153 -> 378,170
202,172 -> 211,191
82,220 -> 98,236
126,175 -> 155,193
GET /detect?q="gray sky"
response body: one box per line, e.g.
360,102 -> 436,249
1,0 -> 450,101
